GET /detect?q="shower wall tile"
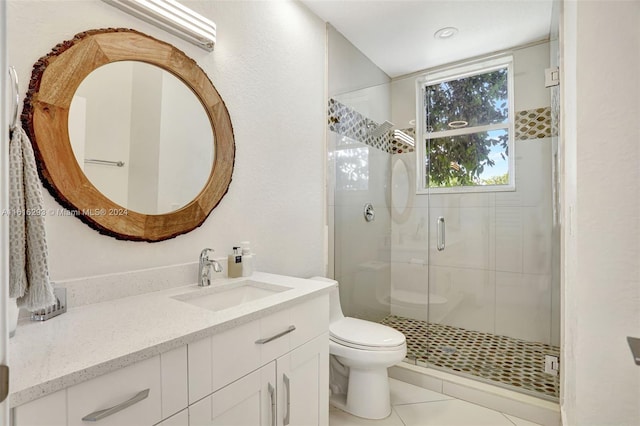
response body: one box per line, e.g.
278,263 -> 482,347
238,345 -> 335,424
338,268 -> 391,323
327,200 -> 335,278
495,207 -> 524,273
390,207 -> 429,264
494,206 -> 552,275
428,266 -> 495,334
425,192 -> 494,209
495,272 -> 552,344
333,140 -> 391,208
326,132 -> 337,208
390,261 -> 429,321
334,204 -> 390,280
390,260 -> 429,293
522,207 -> 552,275
495,138 -> 552,208
488,199 -> 497,272
429,207 -> 491,270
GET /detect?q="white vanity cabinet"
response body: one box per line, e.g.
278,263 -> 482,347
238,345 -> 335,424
11,291 -> 330,426
188,294 -> 330,426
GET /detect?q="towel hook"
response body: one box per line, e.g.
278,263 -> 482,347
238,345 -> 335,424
8,66 -> 20,132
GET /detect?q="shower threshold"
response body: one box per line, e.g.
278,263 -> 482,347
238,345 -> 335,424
380,315 -> 560,400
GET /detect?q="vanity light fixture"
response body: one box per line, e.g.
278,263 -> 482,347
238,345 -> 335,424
101,0 -> 216,51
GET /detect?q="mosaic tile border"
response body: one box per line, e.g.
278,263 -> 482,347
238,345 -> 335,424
380,315 -> 560,400
328,98 -> 393,153
328,99 -> 415,154
515,106 -> 554,140
328,100 -> 554,154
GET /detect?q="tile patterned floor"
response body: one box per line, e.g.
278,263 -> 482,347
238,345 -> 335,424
379,315 -> 560,399
329,378 -> 542,426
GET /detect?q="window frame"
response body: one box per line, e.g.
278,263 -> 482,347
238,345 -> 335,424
415,55 -> 515,194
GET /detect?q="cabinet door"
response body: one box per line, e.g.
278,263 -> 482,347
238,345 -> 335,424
276,333 -> 329,426
189,363 -> 276,426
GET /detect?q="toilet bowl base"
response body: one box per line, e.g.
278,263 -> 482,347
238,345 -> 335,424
329,367 -> 392,420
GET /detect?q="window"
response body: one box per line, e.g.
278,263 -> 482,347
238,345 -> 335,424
416,56 -> 514,193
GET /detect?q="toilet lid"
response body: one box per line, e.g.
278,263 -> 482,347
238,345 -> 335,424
330,317 -> 405,349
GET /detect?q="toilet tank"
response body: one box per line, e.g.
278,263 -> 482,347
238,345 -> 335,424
310,276 -> 344,323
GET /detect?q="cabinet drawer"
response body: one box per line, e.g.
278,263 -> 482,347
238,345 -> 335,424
67,355 -> 162,426
289,294 -> 329,350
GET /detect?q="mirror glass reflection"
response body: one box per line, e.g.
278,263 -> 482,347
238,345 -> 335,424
69,61 -> 214,215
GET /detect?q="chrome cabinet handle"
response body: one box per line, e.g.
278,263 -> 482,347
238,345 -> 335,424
437,216 -> 445,251
255,325 -> 296,344
283,374 -> 291,426
268,382 -> 276,426
82,389 -> 150,422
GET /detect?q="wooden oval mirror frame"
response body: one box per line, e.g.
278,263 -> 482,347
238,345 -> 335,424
22,28 -> 235,242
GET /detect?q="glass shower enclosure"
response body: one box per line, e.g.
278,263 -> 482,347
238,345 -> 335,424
328,26 -> 560,401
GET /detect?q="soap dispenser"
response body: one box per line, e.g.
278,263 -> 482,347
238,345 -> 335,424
227,247 -> 243,278
240,241 -> 254,277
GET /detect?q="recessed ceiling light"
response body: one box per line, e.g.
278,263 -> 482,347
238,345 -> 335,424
434,27 -> 459,39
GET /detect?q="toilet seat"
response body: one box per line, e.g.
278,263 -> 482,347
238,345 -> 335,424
330,317 -> 405,351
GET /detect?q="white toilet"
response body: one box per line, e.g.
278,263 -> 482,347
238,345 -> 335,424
311,277 -> 406,420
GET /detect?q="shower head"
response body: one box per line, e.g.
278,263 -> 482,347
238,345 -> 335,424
368,120 -> 395,138
393,129 -> 415,147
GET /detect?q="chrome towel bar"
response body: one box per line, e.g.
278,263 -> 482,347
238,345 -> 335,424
84,158 -> 125,167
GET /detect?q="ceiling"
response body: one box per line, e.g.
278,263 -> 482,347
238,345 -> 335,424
301,0 -> 553,78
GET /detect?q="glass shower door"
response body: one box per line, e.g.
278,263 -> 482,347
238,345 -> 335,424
421,49 -> 560,399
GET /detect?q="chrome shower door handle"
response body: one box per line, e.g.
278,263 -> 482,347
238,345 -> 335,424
437,216 -> 445,251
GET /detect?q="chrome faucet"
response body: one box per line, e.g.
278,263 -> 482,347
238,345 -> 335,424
199,248 -> 222,287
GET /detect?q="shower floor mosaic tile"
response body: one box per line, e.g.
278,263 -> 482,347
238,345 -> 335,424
380,315 -> 560,400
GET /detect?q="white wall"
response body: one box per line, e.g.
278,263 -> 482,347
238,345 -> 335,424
561,1 -> 640,424
7,0 -> 326,281
328,24 -> 390,97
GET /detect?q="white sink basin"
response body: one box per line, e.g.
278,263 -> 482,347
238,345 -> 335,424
173,280 -> 290,312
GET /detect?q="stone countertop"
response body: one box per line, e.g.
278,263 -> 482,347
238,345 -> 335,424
8,272 -> 335,408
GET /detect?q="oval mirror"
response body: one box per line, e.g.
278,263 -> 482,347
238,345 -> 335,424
22,28 -> 235,241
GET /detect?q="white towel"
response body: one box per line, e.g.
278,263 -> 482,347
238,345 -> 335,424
9,127 -> 55,311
